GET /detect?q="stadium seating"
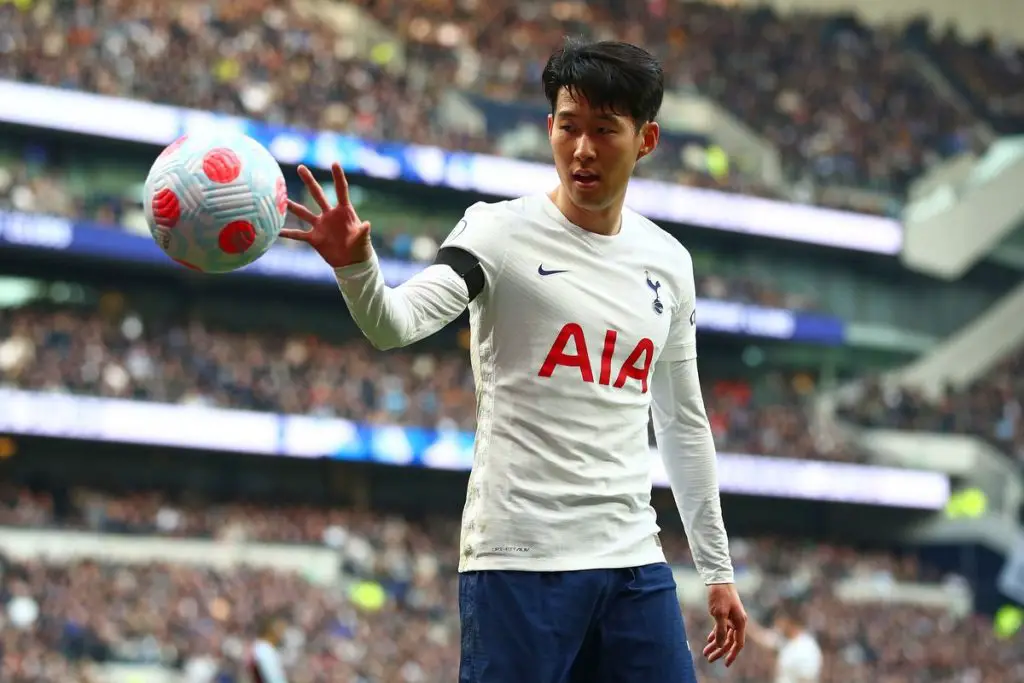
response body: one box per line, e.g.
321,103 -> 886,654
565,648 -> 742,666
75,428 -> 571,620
1,488 -> 1021,682
349,0 -> 976,196
837,344 -> 1024,468
0,0 -> 995,211
905,20 -> 1024,134
0,303 -> 854,462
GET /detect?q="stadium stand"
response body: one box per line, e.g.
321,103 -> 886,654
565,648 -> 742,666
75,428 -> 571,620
352,0 -> 978,194
0,0 -> 990,210
906,20 -> 1024,134
837,344 -> 1024,468
0,486 -> 1021,682
0,300 -> 853,461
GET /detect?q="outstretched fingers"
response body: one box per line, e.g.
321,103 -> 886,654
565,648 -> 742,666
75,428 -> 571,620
286,199 -> 318,225
332,162 -> 351,207
297,165 -> 332,212
279,227 -> 313,242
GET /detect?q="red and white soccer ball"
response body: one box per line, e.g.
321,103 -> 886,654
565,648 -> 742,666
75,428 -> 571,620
143,132 -> 288,273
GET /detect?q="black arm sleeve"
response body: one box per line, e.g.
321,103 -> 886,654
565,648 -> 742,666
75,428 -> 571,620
433,246 -> 485,302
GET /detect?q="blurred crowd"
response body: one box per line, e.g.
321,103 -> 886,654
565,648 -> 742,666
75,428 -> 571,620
1,485 -> 1021,682
0,303 -> 852,462
0,0 -> 997,212
1,486 -> 461,683
838,345 -> 1024,466
357,0 -> 976,198
909,22 -> 1024,132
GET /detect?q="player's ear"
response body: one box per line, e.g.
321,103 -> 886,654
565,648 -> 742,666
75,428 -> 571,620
637,121 -> 660,160
547,113 -> 554,139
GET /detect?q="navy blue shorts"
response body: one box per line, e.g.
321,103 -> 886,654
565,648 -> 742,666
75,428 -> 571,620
458,562 -> 698,683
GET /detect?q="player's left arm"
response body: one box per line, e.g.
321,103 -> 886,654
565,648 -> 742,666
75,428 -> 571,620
650,249 -> 747,666
649,253 -> 732,585
650,357 -> 733,583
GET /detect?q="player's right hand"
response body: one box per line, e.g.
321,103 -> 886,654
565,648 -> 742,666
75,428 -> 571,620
281,162 -> 372,268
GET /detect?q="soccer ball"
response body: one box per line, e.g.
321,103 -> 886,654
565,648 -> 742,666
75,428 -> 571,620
143,132 -> 287,273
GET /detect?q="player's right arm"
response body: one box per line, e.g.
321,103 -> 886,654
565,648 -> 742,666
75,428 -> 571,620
280,163 -> 500,350
332,237 -> 483,350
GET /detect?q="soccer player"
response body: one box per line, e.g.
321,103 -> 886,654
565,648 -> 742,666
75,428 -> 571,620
283,38 -> 747,683
245,613 -> 289,683
748,602 -> 823,683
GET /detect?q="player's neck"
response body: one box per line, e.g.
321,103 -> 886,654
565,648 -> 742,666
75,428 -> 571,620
548,188 -> 623,237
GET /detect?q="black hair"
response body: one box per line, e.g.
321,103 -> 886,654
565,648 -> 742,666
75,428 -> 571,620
542,38 -> 664,129
774,600 -> 806,626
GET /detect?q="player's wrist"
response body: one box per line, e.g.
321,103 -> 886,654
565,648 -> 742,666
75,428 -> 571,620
339,242 -> 373,268
333,249 -> 379,276
327,250 -> 371,269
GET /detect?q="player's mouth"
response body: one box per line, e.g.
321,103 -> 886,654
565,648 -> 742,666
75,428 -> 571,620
571,170 -> 600,189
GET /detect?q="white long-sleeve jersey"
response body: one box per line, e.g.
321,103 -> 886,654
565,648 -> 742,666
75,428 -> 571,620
335,194 -> 734,584
246,639 -> 288,683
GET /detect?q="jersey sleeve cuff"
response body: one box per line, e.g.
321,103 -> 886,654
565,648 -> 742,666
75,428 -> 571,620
333,251 -> 380,281
705,572 -> 736,585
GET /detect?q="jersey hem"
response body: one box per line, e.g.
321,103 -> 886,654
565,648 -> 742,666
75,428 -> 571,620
457,546 -> 667,573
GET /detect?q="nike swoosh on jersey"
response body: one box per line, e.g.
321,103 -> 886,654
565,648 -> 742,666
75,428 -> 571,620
537,265 -> 569,276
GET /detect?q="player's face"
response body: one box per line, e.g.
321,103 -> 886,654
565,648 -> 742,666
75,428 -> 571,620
547,88 -> 659,215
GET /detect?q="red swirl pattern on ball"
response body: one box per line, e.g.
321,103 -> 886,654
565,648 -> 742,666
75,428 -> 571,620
202,148 -> 242,184
218,221 -> 257,254
275,176 -> 288,215
151,188 -> 181,228
158,135 -> 188,159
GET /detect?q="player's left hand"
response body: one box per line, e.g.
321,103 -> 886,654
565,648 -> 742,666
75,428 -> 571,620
702,582 -> 747,667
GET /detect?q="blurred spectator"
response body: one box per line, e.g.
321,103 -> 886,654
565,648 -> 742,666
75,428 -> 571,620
923,23 -> 1024,131
838,347 -> 1024,467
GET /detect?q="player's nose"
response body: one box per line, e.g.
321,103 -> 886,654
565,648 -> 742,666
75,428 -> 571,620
573,134 -> 597,161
